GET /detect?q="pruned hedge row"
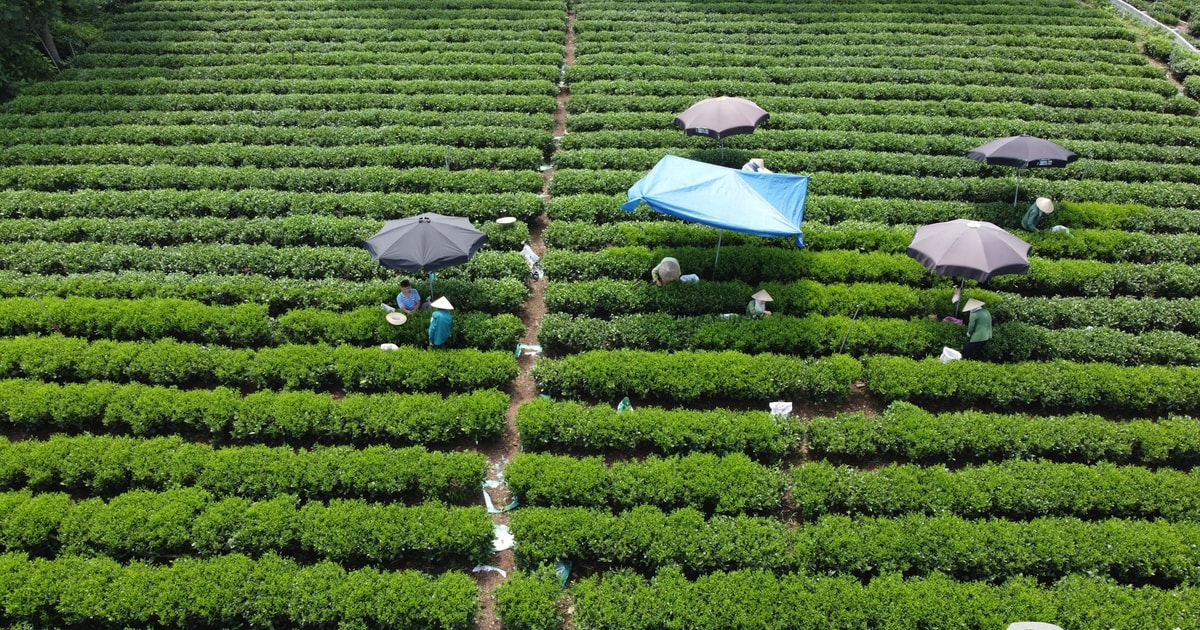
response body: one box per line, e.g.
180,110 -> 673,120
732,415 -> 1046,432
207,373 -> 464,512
544,279 -> 1200,335
865,355 -> 1200,414
0,336 -> 517,394
516,397 -> 794,461
526,567 -> 1200,630
70,51 -> 564,73
0,434 -> 485,503
509,507 -> 1200,585
3,92 -> 556,115
540,246 -> 1200,298
1,143 -> 542,171
0,272 -> 530,317
0,552 -> 478,629
0,296 -> 525,351
805,401 -> 1200,467
504,452 -> 784,516
0,489 -> 493,566
540,312 -> 1200,366
791,460 -> 1200,521
532,351 -> 862,404
0,108 -> 555,133
0,164 -> 543,194
0,242 -> 529,282
24,77 -> 558,98
0,215 -> 531,251
0,124 -> 552,151
0,379 -> 507,443
563,64 -> 1172,95
544,218 -> 1200,265
548,193 -> 1200,235
0,189 -> 546,222
551,167 -> 1200,208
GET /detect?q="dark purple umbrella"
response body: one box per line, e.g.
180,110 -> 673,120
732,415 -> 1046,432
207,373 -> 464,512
906,219 -> 1031,283
364,213 -> 487,292
967,134 -> 1078,206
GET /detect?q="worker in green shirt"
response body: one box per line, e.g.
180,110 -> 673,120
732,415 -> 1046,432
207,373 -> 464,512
1021,197 -> 1054,231
427,296 -> 454,347
962,298 -> 992,359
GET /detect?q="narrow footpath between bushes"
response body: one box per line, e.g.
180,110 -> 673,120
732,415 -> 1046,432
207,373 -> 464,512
473,7 -> 575,630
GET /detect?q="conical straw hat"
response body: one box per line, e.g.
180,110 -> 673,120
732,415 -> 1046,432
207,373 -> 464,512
1035,197 -> 1054,214
962,298 -> 986,312
431,296 -> 454,310
751,290 -> 773,302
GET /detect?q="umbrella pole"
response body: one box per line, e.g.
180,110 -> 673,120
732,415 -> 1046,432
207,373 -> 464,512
954,277 -> 966,316
428,272 -> 435,301
713,230 -> 723,279
1012,167 -> 1025,207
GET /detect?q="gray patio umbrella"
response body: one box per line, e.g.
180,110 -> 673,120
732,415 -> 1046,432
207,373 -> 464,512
364,213 -> 488,293
674,96 -> 769,157
967,134 -> 1078,206
907,219 -> 1031,283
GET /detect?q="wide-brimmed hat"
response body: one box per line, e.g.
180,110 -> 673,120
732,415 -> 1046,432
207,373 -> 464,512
431,296 -> 454,310
751,289 -> 773,302
1035,197 -> 1054,214
385,312 -> 407,325
962,298 -> 986,312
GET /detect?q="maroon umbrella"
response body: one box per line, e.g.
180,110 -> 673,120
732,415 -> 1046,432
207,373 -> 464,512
906,219 -> 1031,283
967,134 -> 1078,206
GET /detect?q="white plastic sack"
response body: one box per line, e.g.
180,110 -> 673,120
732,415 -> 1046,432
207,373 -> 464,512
680,273 -> 700,283
939,346 -> 962,363
769,401 -> 793,418
379,343 -> 399,351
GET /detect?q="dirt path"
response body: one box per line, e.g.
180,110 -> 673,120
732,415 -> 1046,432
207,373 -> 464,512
473,7 -> 574,630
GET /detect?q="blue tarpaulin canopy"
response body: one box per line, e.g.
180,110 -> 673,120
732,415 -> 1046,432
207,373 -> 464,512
621,155 -> 809,247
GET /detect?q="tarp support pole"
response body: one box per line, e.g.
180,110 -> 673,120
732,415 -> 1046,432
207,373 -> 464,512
713,230 -> 723,278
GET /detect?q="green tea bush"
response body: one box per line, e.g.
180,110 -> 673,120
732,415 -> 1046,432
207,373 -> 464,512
0,434 -> 485,503
532,350 -> 862,404
0,378 -> 508,443
516,398 -> 794,461
804,401 -> 1200,467
864,355 -> 1200,414
0,552 -> 478,629
505,452 -> 785,516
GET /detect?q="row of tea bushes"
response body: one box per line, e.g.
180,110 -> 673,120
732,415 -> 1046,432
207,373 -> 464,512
498,566 -> 1200,630
792,460 -> 1200,521
865,356 -> 1200,414
0,242 -> 529,282
0,551 -> 478,629
510,506 -> 1200,584
0,272 -> 531,316
504,452 -> 783,516
0,434 -> 485,503
540,312 -> 1200,366
0,296 -> 526,351
806,401 -> 1200,466
0,379 -> 507,443
532,350 -> 862,404
0,489 -> 493,566
0,189 -> 545,221
0,336 -> 517,393
0,215 -> 531,250
516,397 -> 793,460
542,246 -> 1200,298
544,279 -> 1200,335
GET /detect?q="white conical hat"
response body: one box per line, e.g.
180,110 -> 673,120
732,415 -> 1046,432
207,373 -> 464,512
751,289 -> 773,302
431,296 -> 454,310
962,298 -> 985,312
1035,197 -> 1054,214
385,312 -> 407,325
